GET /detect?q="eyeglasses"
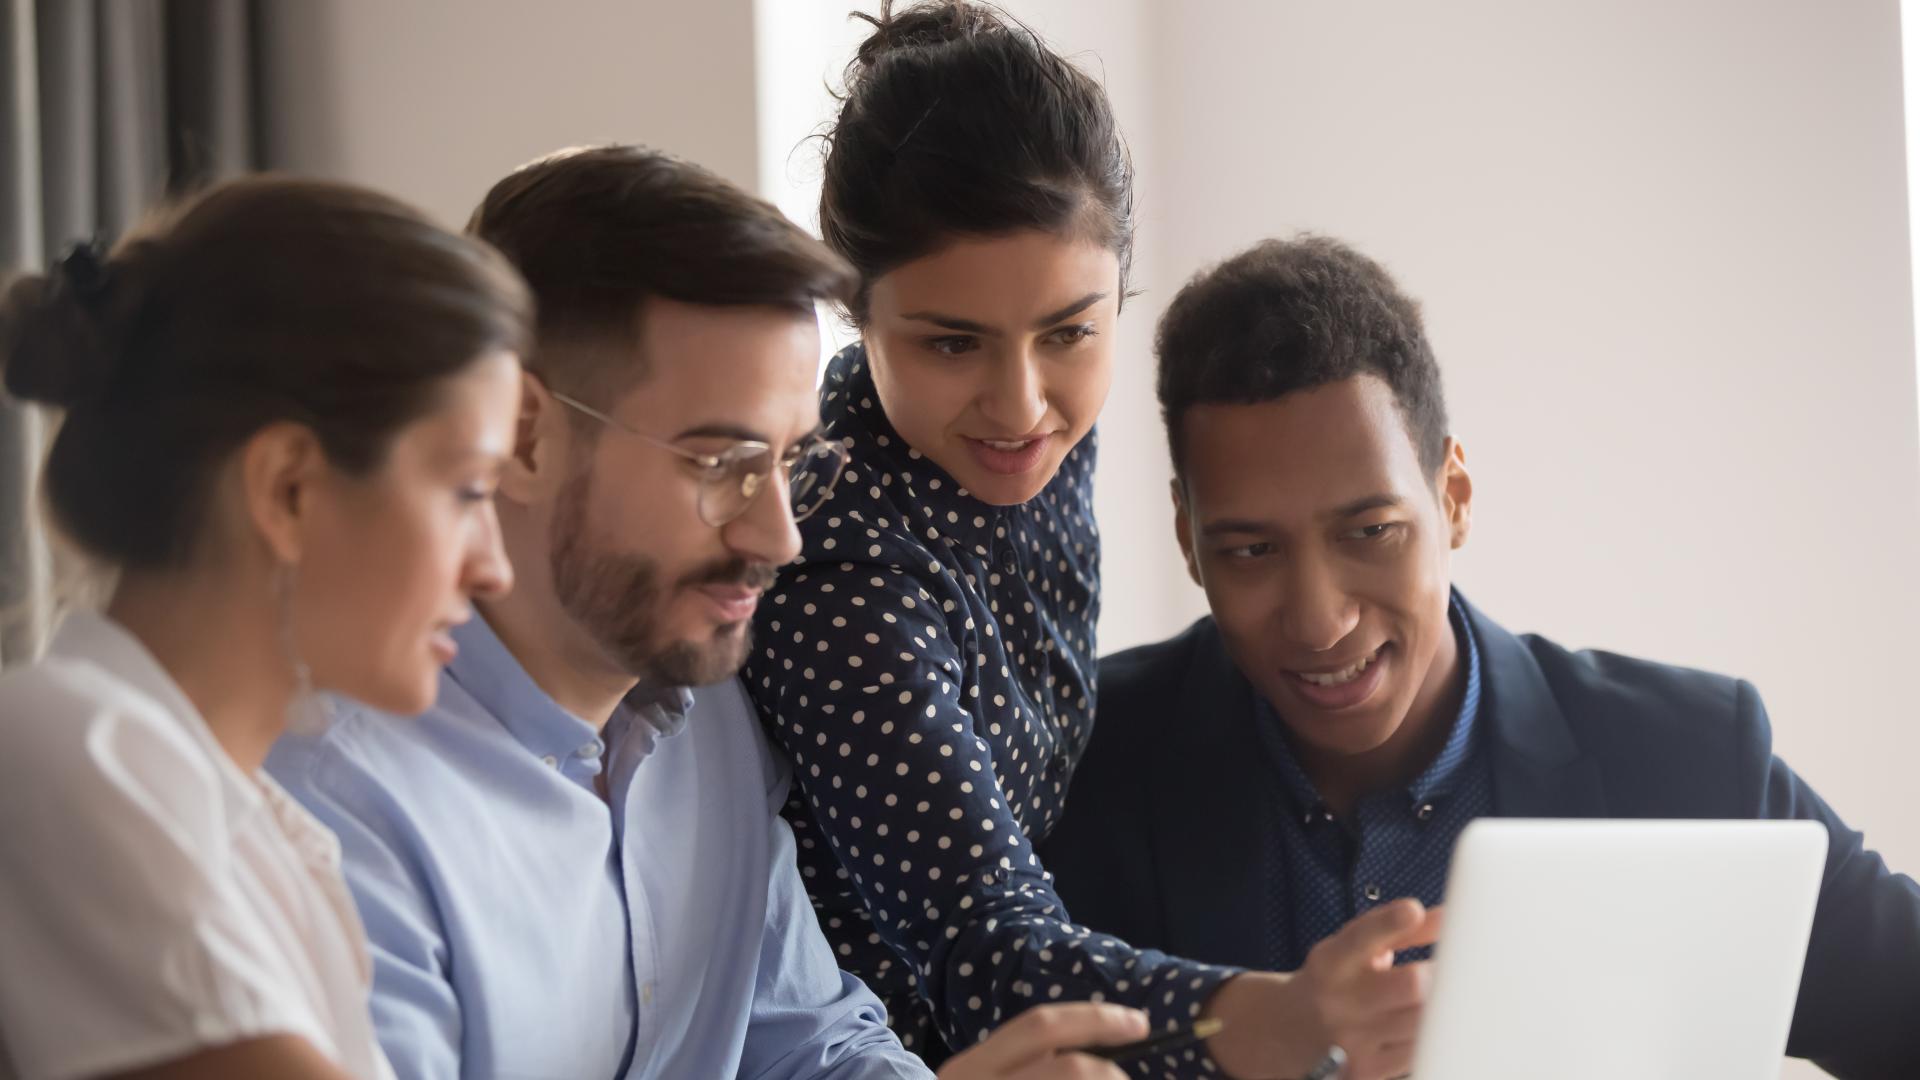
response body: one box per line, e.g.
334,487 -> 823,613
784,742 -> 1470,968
552,391 -> 848,527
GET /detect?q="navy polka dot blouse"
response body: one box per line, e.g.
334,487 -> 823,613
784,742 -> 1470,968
744,345 -> 1237,1067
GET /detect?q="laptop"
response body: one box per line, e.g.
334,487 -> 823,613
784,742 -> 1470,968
1412,819 -> 1828,1080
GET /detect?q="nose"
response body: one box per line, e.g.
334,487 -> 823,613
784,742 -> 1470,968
1278,553 -> 1358,654
464,501 -> 515,600
975,345 -> 1048,434
725,470 -> 803,569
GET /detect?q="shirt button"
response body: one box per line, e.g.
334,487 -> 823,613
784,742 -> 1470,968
576,743 -> 600,759
1363,883 -> 1383,902
1415,802 -> 1436,822
541,754 -> 559,768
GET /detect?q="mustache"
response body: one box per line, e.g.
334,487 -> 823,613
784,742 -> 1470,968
682,559 -> 777,592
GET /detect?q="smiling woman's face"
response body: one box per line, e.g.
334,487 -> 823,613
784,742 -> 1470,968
861,230 -> 1120,506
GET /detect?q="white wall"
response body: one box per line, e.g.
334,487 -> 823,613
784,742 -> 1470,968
260,0 -> 759,227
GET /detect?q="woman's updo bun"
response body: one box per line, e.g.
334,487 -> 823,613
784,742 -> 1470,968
821,1 -> 1135,322
0,242 -> 135,410
847,0 -> 992,73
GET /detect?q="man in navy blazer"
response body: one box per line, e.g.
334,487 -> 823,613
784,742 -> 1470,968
1040,236 -> 1920,1080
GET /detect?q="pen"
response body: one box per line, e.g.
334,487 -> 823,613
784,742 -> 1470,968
1081,1017 -> 1225,1064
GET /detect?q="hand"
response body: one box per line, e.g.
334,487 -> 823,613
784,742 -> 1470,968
1291,899 -> 1441,1079
936,1003 -> 1150,1080
1203,899 -> 1442,1080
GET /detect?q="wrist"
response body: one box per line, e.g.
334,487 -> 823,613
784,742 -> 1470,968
1201,971 -> 1329,1080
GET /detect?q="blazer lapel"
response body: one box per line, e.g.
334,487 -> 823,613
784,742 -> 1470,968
1149,619 -> 1283,966
1464,598 -> 1609,818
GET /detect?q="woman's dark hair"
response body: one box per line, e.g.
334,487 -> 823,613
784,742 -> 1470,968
0,175 -> 533,570
820,0 -> 1134,322
1156,234 -> 1451,478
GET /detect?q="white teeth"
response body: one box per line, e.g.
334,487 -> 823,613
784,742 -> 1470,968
1300,652 -> 1375,687
982,439 -> 1032,451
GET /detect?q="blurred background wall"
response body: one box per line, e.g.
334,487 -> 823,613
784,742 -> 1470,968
261,7 -> 1918,1075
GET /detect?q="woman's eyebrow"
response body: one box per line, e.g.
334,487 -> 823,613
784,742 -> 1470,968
897,292 -> 1109,335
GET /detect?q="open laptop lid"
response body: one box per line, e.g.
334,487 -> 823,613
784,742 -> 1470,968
1412,819 -> 1826,1080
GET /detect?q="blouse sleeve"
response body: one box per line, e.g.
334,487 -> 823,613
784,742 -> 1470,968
748,555 -> 1241,1059
0,675 -> 331,1080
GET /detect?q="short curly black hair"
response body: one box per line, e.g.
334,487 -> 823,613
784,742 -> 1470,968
1155,234 -> 1450,478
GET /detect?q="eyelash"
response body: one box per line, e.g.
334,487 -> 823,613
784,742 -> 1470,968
924,335 -> 978,356
920,324 -> 1099,357
1219,524 -> 1398,559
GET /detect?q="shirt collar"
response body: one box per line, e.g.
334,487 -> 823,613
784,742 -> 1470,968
49,610 -> 266,815
608,682 -> 695,763
443,614 -> 692,768
1256,588 -> 1485,812
1406,590 -> 1483,804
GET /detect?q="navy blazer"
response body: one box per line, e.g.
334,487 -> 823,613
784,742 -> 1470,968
1040,599 -> 1920,1079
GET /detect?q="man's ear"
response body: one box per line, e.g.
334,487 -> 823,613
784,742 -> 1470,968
238,421 -> 327,567
1439,438 -> 1473,551
1172,478 -> 1203,587
500,371 -> 568,504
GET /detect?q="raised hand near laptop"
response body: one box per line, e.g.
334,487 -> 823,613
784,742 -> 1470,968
937,1002 -> 1148,1079
1201,898 -> 1442,1080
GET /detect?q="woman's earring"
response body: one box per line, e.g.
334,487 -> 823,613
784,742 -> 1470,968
274,561 -> 332,735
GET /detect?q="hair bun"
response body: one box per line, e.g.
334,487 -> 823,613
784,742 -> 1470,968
0,242 -> 123,409
850,1 -> 1002,70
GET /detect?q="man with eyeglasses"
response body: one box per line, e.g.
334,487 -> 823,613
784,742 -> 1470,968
260,145 -> 905,1079
264,148 -> 1146,1080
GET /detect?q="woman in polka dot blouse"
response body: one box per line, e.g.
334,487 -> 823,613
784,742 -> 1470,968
744,4 -> 1246,1074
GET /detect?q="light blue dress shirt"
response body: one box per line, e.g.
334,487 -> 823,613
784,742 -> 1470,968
267,614 -> 931,1080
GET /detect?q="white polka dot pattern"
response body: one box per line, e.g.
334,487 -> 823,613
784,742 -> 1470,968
745,346 -> 1235,1071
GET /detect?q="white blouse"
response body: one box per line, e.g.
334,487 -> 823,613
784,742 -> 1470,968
0,612 -> 393,1080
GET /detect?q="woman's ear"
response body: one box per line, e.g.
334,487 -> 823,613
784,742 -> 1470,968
238,421 -> 327,566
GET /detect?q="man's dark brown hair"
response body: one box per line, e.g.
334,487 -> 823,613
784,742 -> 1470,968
468,144 -> 856,399
1156,234 -> 1450,478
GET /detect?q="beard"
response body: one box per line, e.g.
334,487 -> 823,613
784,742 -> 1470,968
548,466 -> 775,688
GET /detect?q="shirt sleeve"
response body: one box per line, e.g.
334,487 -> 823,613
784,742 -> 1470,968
0,681 -> 331,1080
270,741 -> 463,1080
1738,681 -> 1920,1079
737,770 -> 934,1080
749,559 -> 1240,1057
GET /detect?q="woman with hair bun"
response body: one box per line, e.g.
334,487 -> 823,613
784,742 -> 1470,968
0,176 -> 530,1080
746,5 -> 1329,1077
